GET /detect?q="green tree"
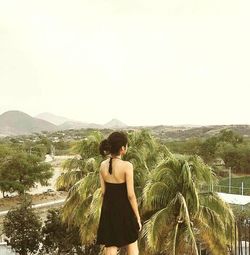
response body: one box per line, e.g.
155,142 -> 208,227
32,143 -> 48,159
59,129 -> 163,245
3,195 -> 42,255
41,208 -> 100,255
59,129 -> 235,255
53,140 -> 70,151
167,129 -> 243,166
217,142 -> 250,174
0,151 -> 53,196
199,136 -> 219,163
217,129 -> 243,145
141,154 -> 235,255
56,131 -> 104,191
39,137 -> 52,154
166,138 -> 202,156
0,144 -> 13,158
23,139 -> 49,160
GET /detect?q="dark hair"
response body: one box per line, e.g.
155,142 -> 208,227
99,131 -> 128,175
99,131 -> 128,157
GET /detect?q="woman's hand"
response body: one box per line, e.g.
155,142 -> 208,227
137,218 -> 142,231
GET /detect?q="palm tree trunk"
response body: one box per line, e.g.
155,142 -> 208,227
173,223 -> 179,255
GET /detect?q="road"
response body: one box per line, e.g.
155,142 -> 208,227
0,198 -> 66,217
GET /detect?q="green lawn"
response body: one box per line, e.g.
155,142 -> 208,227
217,176 -> 250,195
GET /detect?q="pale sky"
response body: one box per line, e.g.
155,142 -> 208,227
0,0 -> 250,126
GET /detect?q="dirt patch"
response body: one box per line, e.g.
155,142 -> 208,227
0,191 -> 68,212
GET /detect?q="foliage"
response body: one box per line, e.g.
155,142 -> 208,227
56,131 -> 104,191
40,207 -> 100,254
3,195 -> 42,255
167,128 -> 250,175
219,175 -> 250,195
198,136 -> 219,163
58,129 -> 235,254
217,142 -> 250,174
141,154 -> 234,255
0,150 -> 53,196
165,138 -> 202,156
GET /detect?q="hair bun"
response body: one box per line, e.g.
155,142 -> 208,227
99,139 -> 111,156
103,139 -> 111,149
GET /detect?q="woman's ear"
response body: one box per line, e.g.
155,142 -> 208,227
120,146 -> 126,155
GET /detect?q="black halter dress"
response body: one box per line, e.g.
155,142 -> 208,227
96,157 -> 139,247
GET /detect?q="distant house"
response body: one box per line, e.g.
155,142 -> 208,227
213,157 -> 225,166
45,154 -> 53,162
52,136 -> 59,142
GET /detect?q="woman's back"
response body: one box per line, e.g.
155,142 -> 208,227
96,157 -> 140,248
100,157 -> 127,183
97,131 -> 140,254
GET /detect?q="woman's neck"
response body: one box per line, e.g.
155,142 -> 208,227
110,154 -> 122,159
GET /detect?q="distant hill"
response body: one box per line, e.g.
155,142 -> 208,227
36,112 -> 103,129
0,111 -> 128,135
59,118 -> 127,130
36,112 -> 127,130
104,118 -> 128,129
36,112 -> 71,125
150,124 -> 250,141
58,121 -> 103,130
0,111 -> 58,136
1,110 -> 250,139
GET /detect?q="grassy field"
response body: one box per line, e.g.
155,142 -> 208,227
217,176 -> 250,195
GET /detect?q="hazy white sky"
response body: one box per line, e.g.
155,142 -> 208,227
0,0 -> 250,126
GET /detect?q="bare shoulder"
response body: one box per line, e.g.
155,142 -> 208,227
124,160 -> 132,166
100,159 -> 108,170
123,161 -> 133,171
101,158 -> 110,164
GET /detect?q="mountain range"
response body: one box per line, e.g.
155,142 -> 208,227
0,111 -> 128,136
2,110 -> 250,139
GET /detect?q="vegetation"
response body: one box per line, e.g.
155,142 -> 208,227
57,129 -> 235,254
3,197 -> 100,255
167,129 -> 250,175
0,148 -> 53,197
218,176 -> 250,195
2,125 -> 250,174
3,195 -> 42,255
2,126 -> 250,253
0,135 -> 51,160
40,207 -> 100,255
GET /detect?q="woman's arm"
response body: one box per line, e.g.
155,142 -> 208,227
99,164 -> 105,196
125,162 -> 141,222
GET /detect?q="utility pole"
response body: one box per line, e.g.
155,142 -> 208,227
241,182 -> 244,211
229,167 -> 231,193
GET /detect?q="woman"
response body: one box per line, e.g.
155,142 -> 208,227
96,131 -> 142,255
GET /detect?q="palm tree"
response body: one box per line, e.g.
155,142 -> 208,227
125,129 -> 170,200
58,129 -> 235,255
59,129 -> 160,247
140,153 -> 235,255
56,131 -> 104,191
